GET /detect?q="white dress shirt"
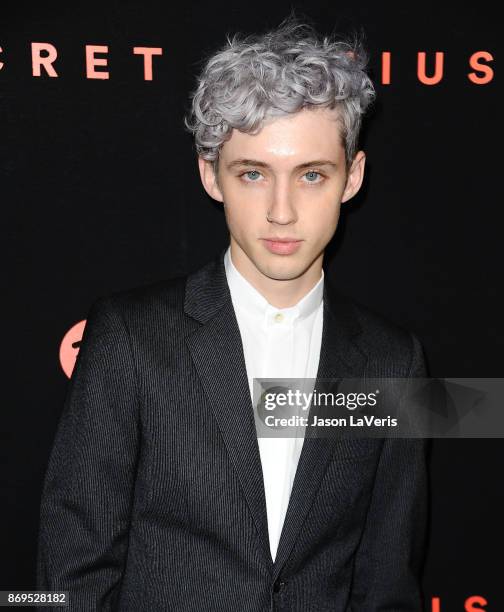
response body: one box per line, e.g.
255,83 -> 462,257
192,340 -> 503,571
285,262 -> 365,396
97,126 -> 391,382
224,246 -> 324,561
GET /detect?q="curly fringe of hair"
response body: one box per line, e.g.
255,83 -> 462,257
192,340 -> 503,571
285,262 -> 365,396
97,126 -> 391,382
183,14 -> 376,174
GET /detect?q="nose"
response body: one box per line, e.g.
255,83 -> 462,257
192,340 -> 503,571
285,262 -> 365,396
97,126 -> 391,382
266,179 -> 298,225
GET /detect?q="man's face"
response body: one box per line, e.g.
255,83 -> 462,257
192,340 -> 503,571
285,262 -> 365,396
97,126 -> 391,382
198,106 -> 365,284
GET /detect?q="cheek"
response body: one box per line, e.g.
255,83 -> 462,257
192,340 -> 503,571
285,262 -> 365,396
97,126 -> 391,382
301,199 -> 341,234
224,201 -> 262,236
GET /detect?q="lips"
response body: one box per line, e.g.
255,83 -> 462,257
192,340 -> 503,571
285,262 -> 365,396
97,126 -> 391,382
262,238 -> 302,255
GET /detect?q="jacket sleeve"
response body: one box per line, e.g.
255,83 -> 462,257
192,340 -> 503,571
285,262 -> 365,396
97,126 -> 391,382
36,296 -> 140,611
348,332 -> 430,611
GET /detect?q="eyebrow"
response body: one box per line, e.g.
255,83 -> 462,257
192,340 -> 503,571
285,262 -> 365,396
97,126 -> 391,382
226,158 -> 338,171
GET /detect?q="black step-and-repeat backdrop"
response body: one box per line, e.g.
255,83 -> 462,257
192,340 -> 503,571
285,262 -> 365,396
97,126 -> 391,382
2,2 -> 501,609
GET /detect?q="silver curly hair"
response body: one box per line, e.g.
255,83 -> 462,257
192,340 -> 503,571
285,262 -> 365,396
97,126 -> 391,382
183,14 -> 376,176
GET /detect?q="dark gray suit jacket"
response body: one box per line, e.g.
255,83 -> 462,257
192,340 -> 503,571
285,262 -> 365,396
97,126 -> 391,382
37,247 -> 430,611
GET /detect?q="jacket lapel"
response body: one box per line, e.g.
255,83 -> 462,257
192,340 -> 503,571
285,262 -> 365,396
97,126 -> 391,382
184,249 -> 272,566
271,279 -> 369,579
183,249 -> 369,576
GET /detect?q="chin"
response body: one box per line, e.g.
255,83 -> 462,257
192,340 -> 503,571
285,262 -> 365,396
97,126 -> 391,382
258,259 -> 309,281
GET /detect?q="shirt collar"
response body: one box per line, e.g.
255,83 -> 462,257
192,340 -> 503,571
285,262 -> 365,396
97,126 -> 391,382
224,245 -> 324,325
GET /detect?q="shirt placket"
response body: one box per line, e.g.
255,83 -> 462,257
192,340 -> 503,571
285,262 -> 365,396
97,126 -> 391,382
261,311 -> 296,561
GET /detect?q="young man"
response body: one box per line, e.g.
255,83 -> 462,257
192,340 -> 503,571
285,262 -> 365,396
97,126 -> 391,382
37,16 -> 429,611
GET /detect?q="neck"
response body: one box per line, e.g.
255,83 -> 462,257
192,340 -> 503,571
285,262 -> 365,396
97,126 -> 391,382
229,240 -> 323,309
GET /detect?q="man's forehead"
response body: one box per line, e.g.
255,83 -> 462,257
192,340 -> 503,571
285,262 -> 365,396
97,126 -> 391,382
220,107 -> 344,164
225,157 -> 340,171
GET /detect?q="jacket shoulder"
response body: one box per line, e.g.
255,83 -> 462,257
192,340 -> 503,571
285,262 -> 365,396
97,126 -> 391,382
84,273 -> 190,338
337,291 -> 424,376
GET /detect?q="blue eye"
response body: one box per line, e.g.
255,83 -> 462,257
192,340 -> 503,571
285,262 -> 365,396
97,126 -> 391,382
240,169 -> 323,184
305,171 -> 321,182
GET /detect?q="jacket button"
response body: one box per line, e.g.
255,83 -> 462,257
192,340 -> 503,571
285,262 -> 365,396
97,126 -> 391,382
273,580 -> 286,593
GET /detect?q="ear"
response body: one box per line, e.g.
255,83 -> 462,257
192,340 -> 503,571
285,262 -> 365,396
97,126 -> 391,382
198,156 -> 224,202
341,150 -> 366,203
